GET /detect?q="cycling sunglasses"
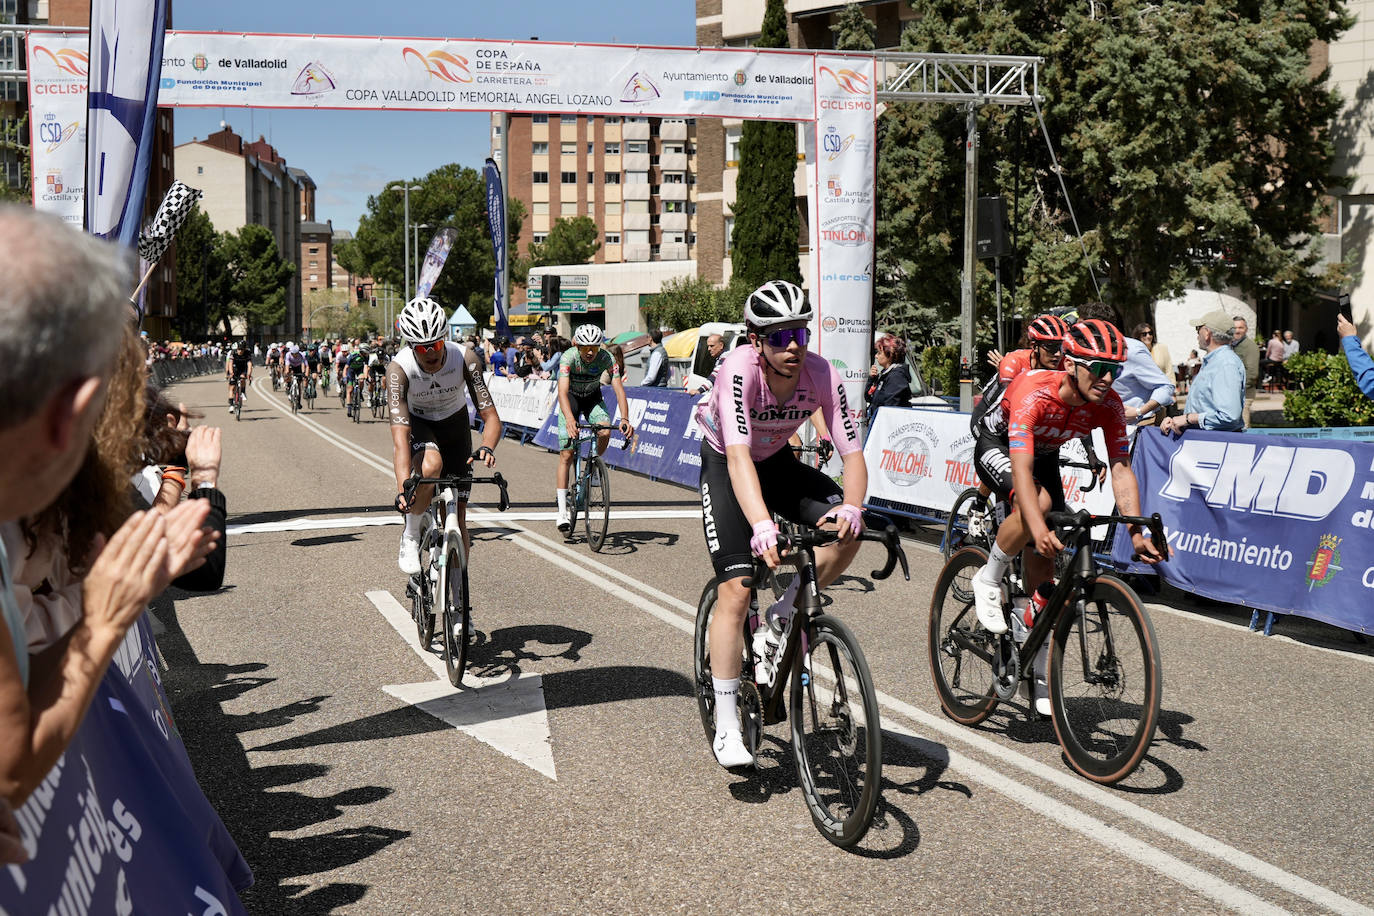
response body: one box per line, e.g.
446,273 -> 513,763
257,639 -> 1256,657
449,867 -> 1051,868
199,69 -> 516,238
1036,340 -> 1062,354
761,327 -> 811,348
413,340 -> 445,355
1069,356 -> 1122,379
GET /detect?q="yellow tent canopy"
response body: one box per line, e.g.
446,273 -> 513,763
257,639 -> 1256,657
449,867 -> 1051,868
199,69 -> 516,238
663,327 -> 699,359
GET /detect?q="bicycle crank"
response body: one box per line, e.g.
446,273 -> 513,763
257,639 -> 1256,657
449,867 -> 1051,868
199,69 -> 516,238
992,633 -> 1020,701
738,679 -> 763,765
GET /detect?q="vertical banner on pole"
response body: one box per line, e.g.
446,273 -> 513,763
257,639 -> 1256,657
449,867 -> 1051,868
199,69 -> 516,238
813,55 -> 876,418
26,34 -> 88,225
85,0 -> 169,246
484,157 -> 509,338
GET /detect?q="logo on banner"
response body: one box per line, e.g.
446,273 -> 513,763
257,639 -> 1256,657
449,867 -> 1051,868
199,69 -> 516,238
827,174 -> 842,197
818,65 -> 870,95
878,421 -> 939,488
620,72 -> 660,103
734,69 -> 747,86
402,47 -> 473,83
1159,440 -> 1355,521
192,53 -> 209,71
292,61 -> 337,96
944,434 -> 979,495
38,115 -> 79,153
32,45 -> 89,77
822,317 -> 837,332
1305,534 -> 1343,591
822,270 -> 872,283
45,169 -> 64,194
820,216 -> 872,247
685,90 -> 720,101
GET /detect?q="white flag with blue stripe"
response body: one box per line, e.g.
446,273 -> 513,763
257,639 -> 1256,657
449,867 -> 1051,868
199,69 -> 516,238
84,0 -> 169,248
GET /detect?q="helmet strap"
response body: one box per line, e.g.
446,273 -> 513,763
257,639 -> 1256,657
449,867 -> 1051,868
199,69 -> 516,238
755,339 -> 795,379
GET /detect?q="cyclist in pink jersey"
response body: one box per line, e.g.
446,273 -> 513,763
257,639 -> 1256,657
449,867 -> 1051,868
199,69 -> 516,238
694,280 -> 865,768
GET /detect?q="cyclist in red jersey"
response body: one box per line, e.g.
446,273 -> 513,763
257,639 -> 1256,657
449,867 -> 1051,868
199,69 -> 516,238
969,320 -> 1165,712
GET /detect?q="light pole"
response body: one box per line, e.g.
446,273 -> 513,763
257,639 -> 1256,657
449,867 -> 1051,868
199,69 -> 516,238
385,181 -> 422,307
412,223 -> 432,296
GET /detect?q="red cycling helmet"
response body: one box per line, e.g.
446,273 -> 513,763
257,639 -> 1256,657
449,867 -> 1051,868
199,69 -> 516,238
1026,314 -> 1068,343
1063,319 -> 1128,362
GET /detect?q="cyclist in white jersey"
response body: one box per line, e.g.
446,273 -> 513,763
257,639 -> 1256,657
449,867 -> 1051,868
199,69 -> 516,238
389,298 -> 503,573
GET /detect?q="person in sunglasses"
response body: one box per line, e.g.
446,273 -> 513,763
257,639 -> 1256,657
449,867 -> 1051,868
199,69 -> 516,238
389,297 -> 503,575
552,324 -> 634,533
694,279 -> 864,768
971,319 -> 1165,714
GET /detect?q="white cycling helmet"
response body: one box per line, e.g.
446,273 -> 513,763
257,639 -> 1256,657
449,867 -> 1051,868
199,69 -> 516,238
573,324 -> 604,346
289,344 -> 299,354
744,280 -> 812,330
398,297 -> 447,343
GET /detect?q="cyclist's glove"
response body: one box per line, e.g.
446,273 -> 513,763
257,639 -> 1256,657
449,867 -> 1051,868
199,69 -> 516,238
823,503 -> 864,536
749,520 -> 779,557
817,438 -> 835,463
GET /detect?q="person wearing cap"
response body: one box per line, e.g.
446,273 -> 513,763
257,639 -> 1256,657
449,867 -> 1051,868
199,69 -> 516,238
1159,310 -> 1246,434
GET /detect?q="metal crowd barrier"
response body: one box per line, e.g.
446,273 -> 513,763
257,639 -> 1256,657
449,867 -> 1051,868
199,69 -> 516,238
148,355 -> 224,387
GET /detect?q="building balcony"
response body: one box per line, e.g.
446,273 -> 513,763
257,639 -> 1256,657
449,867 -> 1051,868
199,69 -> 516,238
659,182 -> 688,201
622,183 -> 651,201
622,243 -> 651,262
660,120 -> 688,141
659,152 -> 688,172
622,152 -> 651,172
622,120 -> 650,140
660,211 -> 688,231
623,212 -> 651,231
658,243 -> 689,261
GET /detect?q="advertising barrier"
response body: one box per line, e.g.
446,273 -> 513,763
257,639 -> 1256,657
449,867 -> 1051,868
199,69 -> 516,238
863,406 -> 1116,521
533,385 -> 706,488
1,616 -> 251,915
1114,429 -> 1374,634
484,373 -> 558,433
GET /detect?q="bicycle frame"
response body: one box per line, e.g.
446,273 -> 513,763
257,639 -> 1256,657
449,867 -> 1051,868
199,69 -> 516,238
747,548 -> 823,725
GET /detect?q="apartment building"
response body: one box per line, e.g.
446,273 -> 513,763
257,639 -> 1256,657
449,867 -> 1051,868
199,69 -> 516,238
174,125 -> 305,338
301,219 -> 333,293
493,112 -> 699,331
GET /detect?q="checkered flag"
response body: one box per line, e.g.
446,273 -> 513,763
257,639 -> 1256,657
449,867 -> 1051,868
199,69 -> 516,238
137,180 -> 203,264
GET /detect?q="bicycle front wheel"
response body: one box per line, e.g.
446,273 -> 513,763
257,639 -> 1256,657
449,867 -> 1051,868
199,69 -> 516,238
440,542 -> 470,688
928,545 -> 999,724
1050,574 -> 1162,784
585,456 -> 611,552
791,614 -> 882,848
413,547 -> 435,647
566,454 -> 582,539
943,487 -> 991,563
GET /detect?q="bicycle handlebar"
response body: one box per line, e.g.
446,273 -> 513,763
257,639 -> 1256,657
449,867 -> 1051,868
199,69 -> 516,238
860,513 -> 910,582
401,471 -> 510,512
1044,509 -> 1165,553
575,422 -> 633,450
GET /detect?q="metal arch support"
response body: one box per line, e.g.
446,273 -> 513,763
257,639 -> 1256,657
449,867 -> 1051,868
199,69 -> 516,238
873,51 -> 1043,107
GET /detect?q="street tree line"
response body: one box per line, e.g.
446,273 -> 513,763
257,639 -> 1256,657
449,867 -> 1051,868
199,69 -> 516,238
174,207 -> 294,338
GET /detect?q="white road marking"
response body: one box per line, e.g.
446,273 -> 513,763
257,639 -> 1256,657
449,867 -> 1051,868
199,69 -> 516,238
264,377 -> 1368,915
227,509 -> 702,536
366,590 -> 556,780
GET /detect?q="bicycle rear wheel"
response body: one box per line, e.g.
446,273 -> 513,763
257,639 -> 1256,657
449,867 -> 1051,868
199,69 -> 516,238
585,456 -> 611,552
1050,574 -> 1161,784
440,542 -> 470,687
943,487 -> 991,563
928,545 -> 999,724
791,614 -> 882,848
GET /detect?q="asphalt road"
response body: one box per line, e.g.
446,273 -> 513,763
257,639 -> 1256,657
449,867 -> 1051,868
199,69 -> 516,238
159,372 -> 1374,915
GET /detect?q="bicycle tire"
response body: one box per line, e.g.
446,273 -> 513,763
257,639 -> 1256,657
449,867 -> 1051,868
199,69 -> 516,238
413,547 -> 435,647
928,545 -> 1000,725
566,452 -> 582,540
693,579 -> 760,748
1050,574 -> 1161,784
351,388 -> 361,423
944,487 -> 992,563
585,456 -> 611,552
441,542 -> 469,687
290,381 -> 299,415
791,613 -> 882,848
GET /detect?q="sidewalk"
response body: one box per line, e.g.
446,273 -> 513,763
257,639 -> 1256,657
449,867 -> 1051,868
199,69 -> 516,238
1249,387 -> 1290,428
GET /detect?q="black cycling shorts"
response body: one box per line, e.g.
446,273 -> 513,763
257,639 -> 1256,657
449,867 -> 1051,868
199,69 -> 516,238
699,442 -> 843,582
973,426 -> 1066,513
409,410 -> 474,501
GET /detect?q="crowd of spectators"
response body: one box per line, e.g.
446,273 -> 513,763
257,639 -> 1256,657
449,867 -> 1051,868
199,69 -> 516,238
0,205 -> 228,864
482,332 -> 572,380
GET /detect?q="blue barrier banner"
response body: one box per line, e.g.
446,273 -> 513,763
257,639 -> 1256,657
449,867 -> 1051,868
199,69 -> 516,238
1114,429 -> 1374,634
534,386 -> 705,488
2,616 -> 251,915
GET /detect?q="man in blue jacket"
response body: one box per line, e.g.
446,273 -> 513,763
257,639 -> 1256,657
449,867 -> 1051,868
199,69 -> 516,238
1338,313 -> 1374,399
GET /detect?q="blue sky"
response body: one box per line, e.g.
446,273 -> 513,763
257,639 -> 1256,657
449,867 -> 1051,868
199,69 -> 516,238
170,1 -> 695,233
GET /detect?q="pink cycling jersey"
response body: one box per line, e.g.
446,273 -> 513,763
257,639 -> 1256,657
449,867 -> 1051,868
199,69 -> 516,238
695,345 -> 860,461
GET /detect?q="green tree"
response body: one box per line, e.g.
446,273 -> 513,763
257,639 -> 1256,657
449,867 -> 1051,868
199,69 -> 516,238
729,0 -> 802,290
1282,351 -> 1374,427
830,3 -> 876,50
221,224 -> 295,334
0,115 -> 28,204
173,205 -> 230,338
343,164 -> 526,329
880,0 -> 1353,332
642,275 -> 754,331
527,215 -> 601,268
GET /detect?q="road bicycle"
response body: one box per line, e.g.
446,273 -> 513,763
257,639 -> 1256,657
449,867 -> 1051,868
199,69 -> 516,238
270,364 -> 281,390
304,373 -> 317,410
320,366 -> 331,396
401,470 -> 510,687
566,422 -> 632,552
230,376 -> 245,422
338,371 -> 348,408
286,372 -> 302,415
942,458 -> 1101,563
929,508 -> 1165,784
693,517 -> 909,847
370,377 -> 387,419
349,377 -> 364,423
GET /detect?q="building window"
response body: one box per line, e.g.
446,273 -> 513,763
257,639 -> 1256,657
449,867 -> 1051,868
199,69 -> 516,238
605,202 -> 621,214
625,230 -> 649,245
492,124 -> 502,135
663,201 -> 684,213
533,172 -> 549,183
532,141 -> 549,155
309,274 -> 318,281
650,214 -> 660,226
586,172 -> 594,184
560,114 -> 577,123
626,200 -> 649,214
604,142 -> 620,155
665,144 -> 684,154
688,202 -> 697,215
587,202 -> 595,215
604,173 -> 620,184
605,233 -> 620,244
533,233 -> 548,244
561,141 -> 576,155
532,113 -> 549,123
587,142 -> 594,154
605,116 -> 621,125
309,260 -> 318,267
309,246 -> 319,253
687,232 -> 697,244
560,171 -> 577,184
669,233 -> 684,243
663,172 -> 685,183
560,201 -> 578,216
625,172 -> 648,183
196,166 -> 204,175
651,244 -> 661,258
725,216 -> 734,252
725,129 -> 741,164
626,141 -> 648,154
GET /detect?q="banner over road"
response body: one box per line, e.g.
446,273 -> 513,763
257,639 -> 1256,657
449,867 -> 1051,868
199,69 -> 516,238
159,33 -> 819,120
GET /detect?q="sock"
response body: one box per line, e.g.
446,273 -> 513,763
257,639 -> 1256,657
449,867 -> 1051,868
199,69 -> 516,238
556,489 -> 568,513
713,676 -> 741,736
403,513 -> 420,538
981,541 -> 1013,585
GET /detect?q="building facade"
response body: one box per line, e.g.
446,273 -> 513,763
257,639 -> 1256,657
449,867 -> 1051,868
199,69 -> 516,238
174,125 -> 305,339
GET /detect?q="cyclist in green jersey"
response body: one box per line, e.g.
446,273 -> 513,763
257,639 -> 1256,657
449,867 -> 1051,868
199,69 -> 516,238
555,324 -> 634,531
345,344 -> 371,417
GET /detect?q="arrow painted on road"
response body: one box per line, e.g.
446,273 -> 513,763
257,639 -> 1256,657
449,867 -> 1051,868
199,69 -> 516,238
366,590 -> 557,781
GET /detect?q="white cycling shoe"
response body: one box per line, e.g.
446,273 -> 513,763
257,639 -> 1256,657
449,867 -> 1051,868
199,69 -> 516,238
556,507 -> 571,533
713,731 -> 753,768
971,566 -> 1008,635
398,534 -> 422,575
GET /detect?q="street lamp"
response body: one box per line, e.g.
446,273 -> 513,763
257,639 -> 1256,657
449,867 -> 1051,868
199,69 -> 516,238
413,223 -> 432,295
384,181 -> 422,306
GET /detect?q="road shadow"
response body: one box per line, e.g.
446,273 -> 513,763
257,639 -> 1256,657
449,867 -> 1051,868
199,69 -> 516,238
230,504 -> 395,526
465,623 -> 594,679
156,593 -> 409,913
578,528 -> 681,556
291,533 -> 364,548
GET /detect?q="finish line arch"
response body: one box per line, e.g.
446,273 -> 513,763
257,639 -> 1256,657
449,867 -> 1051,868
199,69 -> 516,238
155,31 -> 878,402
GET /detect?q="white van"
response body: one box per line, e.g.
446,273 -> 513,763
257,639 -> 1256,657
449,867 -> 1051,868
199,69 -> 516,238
680,321 -> 749,392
